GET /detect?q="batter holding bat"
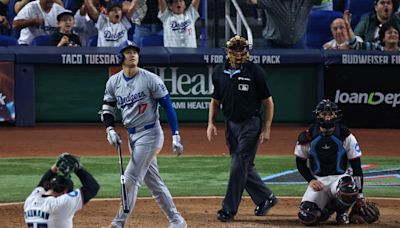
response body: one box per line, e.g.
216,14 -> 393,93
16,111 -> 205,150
100,40 -> 187,228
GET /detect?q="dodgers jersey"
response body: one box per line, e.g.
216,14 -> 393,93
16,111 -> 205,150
24,187 -> 83,228
14,0 -> 65,45
158,5 -> 199,48
103,68 -> 169,128
96,14 -> 131,47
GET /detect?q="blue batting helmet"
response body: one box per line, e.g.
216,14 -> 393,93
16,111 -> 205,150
118,40 -> 140,64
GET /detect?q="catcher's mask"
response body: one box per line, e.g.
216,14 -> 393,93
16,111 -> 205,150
226,35 -> 250,65
118,40 -> 141,65
313,99 -> 342,130
49,175 -> 74,193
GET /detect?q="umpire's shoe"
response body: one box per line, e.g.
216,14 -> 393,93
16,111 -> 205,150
255,195 -> 278,216
217,209 -> 234,222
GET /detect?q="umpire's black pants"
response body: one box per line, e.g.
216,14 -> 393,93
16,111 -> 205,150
222,116 -> 273,214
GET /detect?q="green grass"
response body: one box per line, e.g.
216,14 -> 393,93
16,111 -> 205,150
0,156 -> 399,203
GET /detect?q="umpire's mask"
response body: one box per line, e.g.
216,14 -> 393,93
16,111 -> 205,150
226,35 -> 250,65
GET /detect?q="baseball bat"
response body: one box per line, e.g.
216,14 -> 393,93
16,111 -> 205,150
117,143 -> 130,213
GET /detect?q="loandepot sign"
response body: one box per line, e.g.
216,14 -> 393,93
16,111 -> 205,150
335,90 -> 400,107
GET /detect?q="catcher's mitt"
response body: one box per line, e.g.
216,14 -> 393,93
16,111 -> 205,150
349,200 -> 380,224
56,153 -> 81,176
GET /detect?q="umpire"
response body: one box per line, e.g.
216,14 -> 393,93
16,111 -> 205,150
207,35 -> 278,222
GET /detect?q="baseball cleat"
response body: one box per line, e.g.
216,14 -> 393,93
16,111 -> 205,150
169,219 -> 187,228
217,209 -> 234,222
254,195 -> 278,216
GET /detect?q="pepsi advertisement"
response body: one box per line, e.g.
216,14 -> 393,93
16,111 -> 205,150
324,65 -> 400,128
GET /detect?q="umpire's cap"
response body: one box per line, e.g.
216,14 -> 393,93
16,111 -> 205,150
119,40 -> 140,54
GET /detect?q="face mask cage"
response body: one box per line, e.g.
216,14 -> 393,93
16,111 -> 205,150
226,35 -> 250,64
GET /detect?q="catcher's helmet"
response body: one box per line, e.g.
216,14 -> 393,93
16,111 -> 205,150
118,40 -> 140,64
49,175 -> 74,193
226,35 -> 250,65
313,99 -> 342,129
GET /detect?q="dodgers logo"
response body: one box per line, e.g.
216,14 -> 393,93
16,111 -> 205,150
104,30 -> 125,41
171,19 -> 191,33
158,83 -> 167,92
117,91 -> 146,108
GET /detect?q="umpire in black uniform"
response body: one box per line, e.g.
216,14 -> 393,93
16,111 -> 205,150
207,35 -> 278,222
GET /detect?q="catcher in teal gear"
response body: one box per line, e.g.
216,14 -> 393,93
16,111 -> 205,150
294,99 -> 373,225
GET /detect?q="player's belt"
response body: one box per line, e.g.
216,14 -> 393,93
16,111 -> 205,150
127,123 -> 155,134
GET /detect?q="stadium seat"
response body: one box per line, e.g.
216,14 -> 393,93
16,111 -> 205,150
0,35 -> 18,46
7,0 -> 16,25
305,10 -> 343,49
128,24 -> 135,41
63,0 -> 81,14
347,0 -> 375,28
31,35 -> 52,46
86,35 -> 98,47
333,0 -> 347,12
139,34 -> 164,47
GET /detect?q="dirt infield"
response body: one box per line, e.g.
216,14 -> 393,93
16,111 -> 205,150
1,124 -> 399,227
2,197 -> 400,228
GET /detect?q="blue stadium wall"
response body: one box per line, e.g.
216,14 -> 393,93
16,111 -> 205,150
0,47 -> 399,128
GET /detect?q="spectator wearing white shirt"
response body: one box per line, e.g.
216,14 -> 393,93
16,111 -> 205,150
85,0 -> 137,47
323,18 -> 363,50
13,0 -> 65,45
158,0 -> 200,48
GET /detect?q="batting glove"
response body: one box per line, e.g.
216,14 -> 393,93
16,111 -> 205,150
172,133 -> 183,156
106,126 -> 122,147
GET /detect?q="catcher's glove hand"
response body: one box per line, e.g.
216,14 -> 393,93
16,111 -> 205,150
56,153 -> 81,176
349,199 -> 380,224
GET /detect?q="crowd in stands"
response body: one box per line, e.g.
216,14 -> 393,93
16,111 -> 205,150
0,0 -> 399,52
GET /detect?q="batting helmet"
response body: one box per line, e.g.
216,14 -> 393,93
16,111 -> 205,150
226,35 -> 250,65
118,40 -> 140,64
313,99 -> 342,129
49,175 -> 74,193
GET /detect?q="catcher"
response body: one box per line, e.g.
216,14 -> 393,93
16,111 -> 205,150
24,153 -> 100,228
294,99 -> 380,225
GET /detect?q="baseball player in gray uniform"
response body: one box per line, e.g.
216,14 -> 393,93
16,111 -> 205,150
100,40 -> 187,228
